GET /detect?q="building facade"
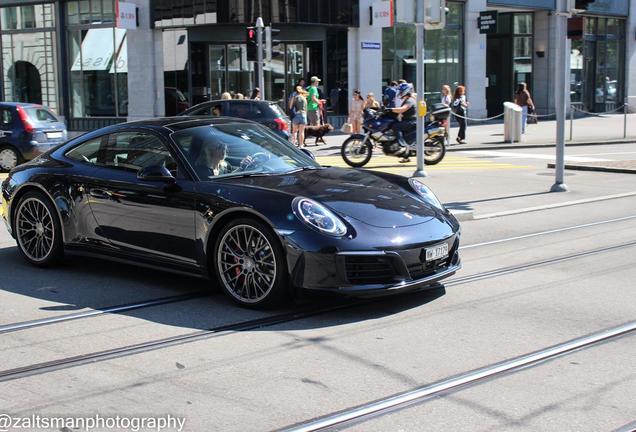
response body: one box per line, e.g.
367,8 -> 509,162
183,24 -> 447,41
0,0 -> 634,131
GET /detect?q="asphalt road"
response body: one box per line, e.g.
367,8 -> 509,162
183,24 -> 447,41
0,144 -> 635,432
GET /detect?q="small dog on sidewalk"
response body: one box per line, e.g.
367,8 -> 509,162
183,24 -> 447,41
303,124 -> 334,145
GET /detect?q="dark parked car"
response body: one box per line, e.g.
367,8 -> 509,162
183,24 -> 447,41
165,87 -> 190,116
0,103 -> 67,171
1,117 -> 460,308
182,99 -> 291,140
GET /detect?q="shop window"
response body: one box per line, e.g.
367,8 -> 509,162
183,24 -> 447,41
1,5 -> 55,30
382,1 -> 463,105
162,29 -> 190,115
67,0 -> 115,26
1,31 -> 59,112
68,27 -> 128,118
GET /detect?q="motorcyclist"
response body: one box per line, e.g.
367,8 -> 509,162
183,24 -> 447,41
390,83 -> 417,161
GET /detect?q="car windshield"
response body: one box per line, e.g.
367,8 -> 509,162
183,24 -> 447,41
171,122 -> 320,181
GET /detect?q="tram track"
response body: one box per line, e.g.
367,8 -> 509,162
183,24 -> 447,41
0,238 -> 634,384
279,320 -> 636,432
1,215 -> 634,337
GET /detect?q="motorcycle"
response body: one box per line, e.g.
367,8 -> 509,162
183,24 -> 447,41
340,103 -> 451,168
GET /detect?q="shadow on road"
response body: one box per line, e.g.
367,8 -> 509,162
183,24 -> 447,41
0,246 -> 447,332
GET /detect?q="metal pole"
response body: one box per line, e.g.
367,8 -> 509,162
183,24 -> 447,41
413,23 -> 427,178
569,103 -> 574,141
256,17 -> 265,100
624,97 -> 628,139
551,3 -> 568,193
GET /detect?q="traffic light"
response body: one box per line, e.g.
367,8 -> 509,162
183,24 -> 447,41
291,51 -> 303,75
246,26 -> 257,61
264,26 -> 281,62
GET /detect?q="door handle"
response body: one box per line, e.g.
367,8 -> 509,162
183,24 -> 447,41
89,189 -> 110,199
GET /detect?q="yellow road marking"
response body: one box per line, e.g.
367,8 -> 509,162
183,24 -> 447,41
316,155 -> 530,171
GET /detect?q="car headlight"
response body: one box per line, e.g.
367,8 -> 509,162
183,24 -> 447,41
408,178 -> 444,210
292,197 -> 347,236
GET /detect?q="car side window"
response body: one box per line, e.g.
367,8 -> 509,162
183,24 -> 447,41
65,137 -> 104,164
102,132 -> 178,175
192,104 -> 222,116
0,109 -> 13,129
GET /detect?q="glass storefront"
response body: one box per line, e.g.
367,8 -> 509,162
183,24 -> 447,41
570,16 -> 625,112
0,3 -> 59,113
382,1 -> 464,104
66,0 -> 127,119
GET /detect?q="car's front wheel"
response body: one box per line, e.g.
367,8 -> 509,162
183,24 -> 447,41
213,218 -> 288,308
14,191 -> 64,266
0,146 -> 20,172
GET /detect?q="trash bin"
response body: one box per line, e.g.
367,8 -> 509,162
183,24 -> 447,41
504,102 -> 522,143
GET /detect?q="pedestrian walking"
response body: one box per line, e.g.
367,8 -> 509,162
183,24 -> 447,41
288,79 -> 305,116
221,92 -> 232,100
383,81 -> 398,108
440,85 -> 452,106
307,76 -> 322,126
441,84 -> 452,137
290,86 -> 308,147
364,92 -> 380,111
452,85 -> 469,145
250,88 -> 261,100
514,82 -> 535,134
349,89 -> 365,134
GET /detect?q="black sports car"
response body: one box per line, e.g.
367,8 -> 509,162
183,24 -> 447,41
1,117 -> 461,307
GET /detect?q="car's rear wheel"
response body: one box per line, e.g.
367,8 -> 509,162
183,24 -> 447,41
14,191 -> 63,266
213,218 -> 288,308
0,146 -> 20,172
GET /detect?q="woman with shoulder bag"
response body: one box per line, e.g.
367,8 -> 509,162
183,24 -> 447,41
515,82 -> 535,134
452,85 -> 469,145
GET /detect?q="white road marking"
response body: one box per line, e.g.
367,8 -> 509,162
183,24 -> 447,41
461,150 -> 611,163
572,151 -> 636,157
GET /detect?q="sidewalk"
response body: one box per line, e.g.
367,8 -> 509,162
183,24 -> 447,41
313,113 -> 636,155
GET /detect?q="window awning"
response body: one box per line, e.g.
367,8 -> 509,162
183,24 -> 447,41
71,28 -> 127,72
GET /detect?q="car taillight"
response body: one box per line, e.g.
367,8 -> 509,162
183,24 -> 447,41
274,118 -> 288,131
16,106 -> 34,133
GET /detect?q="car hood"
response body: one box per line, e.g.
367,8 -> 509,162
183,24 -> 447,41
220,167 -> 440,228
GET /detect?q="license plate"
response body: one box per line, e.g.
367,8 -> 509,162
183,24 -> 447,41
46,132 -> 63,139
425,243 -> 449,262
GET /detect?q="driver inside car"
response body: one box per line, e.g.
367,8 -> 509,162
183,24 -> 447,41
193,140 -> 231,178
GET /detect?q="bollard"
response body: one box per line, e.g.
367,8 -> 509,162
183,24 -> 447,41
503,102 -> 522,143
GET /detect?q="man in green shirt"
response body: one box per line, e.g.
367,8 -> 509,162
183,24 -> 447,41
307,76 -> 322,126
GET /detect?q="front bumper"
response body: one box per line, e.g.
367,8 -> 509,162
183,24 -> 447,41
289,234 -> 461,296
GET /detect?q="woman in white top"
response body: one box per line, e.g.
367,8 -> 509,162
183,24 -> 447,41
349,89 -> 365,134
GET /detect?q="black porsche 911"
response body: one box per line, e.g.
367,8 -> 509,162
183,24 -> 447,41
1,117 -> 461,307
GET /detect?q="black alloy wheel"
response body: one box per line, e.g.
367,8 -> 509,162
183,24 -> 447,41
14,191 -> 64,266
213,218 -> 288,308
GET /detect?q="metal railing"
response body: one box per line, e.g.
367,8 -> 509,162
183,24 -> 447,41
569,97 -> 634,141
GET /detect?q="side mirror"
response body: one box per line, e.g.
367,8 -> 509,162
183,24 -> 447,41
137,165 -> 176,183
299,148 -> 316,160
